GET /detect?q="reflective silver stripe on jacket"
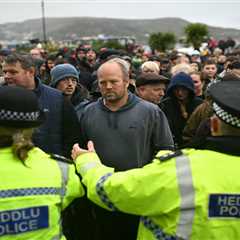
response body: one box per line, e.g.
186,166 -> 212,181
79,162 -> 99,175
175,154 -> 195,239
57,161 -> 69,200
57,161 -> 69,239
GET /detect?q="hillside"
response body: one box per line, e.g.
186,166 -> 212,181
0,17 -> 240,44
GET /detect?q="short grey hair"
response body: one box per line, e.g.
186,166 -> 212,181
98,57 -> 130,80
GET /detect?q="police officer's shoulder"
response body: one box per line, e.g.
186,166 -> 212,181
155,150 -> 183,162
50,154 -> 74,164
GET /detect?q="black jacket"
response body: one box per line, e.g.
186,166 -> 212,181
159,75 -> 203,147
188,136 -> 240,156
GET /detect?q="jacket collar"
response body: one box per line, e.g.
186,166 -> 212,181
192,136 -> 240,156
98,92 -> 140,112
33,77 -> 43,97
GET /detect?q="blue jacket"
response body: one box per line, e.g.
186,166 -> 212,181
32,78 -> 64,155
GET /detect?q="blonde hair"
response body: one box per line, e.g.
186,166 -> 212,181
141,61 -> 160,74
171,63 -> 194,76
0,127 -> 34,163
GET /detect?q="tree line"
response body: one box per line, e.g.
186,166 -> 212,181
149,23 -> 209,52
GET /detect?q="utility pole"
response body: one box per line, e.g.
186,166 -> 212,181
41,0 -> 47,43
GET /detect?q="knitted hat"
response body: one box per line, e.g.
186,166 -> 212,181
0,86 -> 45,128
50,63 -> 79,87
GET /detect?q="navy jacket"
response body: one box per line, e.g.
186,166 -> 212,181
32,78 -> 64,155
33,78 -> 81,157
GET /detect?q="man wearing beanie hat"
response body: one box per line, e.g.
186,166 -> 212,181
0,86 -> 85,240
70,81 -> 240,240
136,72 -> 169,104
160,72 -> 203,147
50,63 -> 79,89
50,63 -> 90,134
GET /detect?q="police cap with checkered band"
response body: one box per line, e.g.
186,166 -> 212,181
209,80 -> 240,128
0,86 -> 45,128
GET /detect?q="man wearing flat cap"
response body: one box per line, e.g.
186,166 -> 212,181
136,72 -> 169,104
71,80 -> 240,240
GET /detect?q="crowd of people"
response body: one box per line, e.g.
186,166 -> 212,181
0,38 -> 240,240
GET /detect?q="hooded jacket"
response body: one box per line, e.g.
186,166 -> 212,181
80,92 -> 174,171
166,72 -> 195,97
79,92 -> 173,240
160,72 -> 203,147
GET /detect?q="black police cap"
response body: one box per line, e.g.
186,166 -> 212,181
209,80 -> 240,128
0,86 -> 45,128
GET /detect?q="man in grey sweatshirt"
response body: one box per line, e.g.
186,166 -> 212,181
78,57 -> 174,240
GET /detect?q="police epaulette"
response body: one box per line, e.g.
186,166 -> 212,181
50,154 -> 74,164
156,150 -> 183,162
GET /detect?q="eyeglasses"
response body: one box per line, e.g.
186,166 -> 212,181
61,77 -> 77,83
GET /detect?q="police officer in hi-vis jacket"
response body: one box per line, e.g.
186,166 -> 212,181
0,86 -> 84,239
72,80 -> 240,240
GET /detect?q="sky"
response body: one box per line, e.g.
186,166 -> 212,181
0,0 -> 240,30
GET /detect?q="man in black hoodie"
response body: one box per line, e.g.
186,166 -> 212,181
79,57 -> 174,240
159,72 -> 203,148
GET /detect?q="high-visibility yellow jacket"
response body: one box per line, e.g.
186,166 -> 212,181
0,147 -> 84,239
76,149 -> 240,240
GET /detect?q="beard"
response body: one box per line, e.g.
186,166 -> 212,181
103,92 -> 119,101
102,91 -> 126,103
